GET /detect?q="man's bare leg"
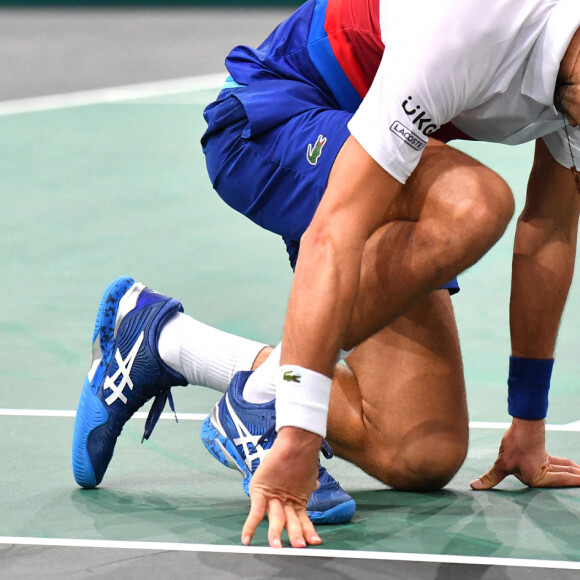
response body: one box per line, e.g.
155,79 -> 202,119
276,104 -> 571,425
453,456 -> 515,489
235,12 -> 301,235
156,140 -> 511,507
250,289 -> 467,491
248,140 -> 512,491
329,290 -> 467,490
324,141 -> 514,488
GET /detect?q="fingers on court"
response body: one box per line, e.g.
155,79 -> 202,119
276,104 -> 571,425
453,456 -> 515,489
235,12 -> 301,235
470,465 -> 507,490
536,461 -> 580,487
266,498 -> 286,549
271,503 -> 321,549
548,455 -> 580,469
241,493 -> 268,546
298,509 -> 322,546
283,505 -> 307,548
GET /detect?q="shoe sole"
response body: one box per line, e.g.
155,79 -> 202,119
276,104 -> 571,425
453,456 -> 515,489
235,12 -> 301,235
201,413 -> 251,480
72,276 -> 135,489
200,414 -> 355,525
306,497 -> 356,525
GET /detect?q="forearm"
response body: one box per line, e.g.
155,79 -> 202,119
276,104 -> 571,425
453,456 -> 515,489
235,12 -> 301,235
510,216 -> 577,358
279,136 -> 402,378
504,220 -> 574,426
281,224 -> 364,377
510,139 -> 580,359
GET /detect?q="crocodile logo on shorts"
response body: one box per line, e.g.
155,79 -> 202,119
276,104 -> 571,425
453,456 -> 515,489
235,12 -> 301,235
306,135 -> 327,166
283,370 -> 301,383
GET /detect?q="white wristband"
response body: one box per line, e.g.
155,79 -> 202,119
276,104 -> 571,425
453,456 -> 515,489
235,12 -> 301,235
275,365 -> 332,438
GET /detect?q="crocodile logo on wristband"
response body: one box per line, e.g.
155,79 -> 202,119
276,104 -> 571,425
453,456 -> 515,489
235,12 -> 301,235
282,370 -> 301,383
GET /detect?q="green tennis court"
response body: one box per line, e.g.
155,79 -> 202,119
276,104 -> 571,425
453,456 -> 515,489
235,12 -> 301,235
2,9 -> 580,579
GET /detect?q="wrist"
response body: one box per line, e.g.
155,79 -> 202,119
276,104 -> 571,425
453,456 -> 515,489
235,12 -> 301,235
276,425 -> 323,450
509,416 -> 547,449
275,365 -> 332,438
511,417 -> 545,426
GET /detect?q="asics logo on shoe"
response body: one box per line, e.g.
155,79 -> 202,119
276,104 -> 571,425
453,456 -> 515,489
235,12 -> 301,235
104,332 -> 144,405
224,394 -> 270,470
283,370 -> 301,383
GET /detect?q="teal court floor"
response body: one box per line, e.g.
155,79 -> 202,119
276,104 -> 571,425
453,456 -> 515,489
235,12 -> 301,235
2,9 -> 580,579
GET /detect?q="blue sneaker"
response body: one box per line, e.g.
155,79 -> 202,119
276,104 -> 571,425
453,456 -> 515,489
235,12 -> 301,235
201,371 -> 356,524
72,276 -> 187,489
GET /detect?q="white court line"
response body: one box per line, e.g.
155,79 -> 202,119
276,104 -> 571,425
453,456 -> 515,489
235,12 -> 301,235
2,409 -> 580,431
0,409 -> 206,421
470,421 -> 580,432
2,412 -> 578,569
1,536 -> 580,570
0,73 -> 225,117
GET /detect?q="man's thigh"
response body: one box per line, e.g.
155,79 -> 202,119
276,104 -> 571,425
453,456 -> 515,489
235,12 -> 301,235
328,140 -> 512,488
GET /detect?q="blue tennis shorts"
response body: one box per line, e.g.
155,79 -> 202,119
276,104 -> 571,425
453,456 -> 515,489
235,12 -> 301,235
201,81 -> 459,294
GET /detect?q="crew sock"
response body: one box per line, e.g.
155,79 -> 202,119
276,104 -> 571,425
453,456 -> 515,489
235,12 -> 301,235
158,312 -> 266,393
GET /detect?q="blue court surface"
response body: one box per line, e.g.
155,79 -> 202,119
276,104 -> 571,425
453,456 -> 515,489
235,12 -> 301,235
2,9 -> 580,579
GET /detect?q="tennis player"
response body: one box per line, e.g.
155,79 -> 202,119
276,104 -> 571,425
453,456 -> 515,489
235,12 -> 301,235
73,0 -> 580,550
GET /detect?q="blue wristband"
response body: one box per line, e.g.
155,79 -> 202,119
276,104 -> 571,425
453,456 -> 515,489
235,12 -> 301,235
507,356 -> 554,420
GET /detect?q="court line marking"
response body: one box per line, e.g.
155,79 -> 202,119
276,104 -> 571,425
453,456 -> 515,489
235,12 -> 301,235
1,410 -> 580,431
1,536 -> 580,569
2,410 -> 578,569
0,410 -> 564,431
0,409 -> 206,421
0,73 -> 225,117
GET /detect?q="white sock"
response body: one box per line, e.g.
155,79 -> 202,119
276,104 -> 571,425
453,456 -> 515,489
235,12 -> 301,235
158,312 -> 267,393
243,343 -> 281,403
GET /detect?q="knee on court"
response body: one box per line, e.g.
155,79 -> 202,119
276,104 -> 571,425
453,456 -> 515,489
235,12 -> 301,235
374,429 -> 468,491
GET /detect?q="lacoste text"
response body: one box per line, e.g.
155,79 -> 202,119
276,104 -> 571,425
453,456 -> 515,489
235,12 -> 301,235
390,121 -> 427,151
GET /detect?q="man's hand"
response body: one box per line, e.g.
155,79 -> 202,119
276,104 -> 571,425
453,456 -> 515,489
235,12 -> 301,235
470,418 -> 580,489
241,426 -> 323,549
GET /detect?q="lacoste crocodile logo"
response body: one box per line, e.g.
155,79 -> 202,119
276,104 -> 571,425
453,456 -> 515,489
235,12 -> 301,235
283,370 -> 301,383
306,135 -> 327,166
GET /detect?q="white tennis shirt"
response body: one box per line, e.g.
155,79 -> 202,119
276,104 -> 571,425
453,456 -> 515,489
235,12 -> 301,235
348,0 -> 580,183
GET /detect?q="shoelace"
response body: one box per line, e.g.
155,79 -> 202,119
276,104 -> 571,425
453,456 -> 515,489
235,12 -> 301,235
142,388 -> 178,443
256,423 -> 276,448
320,439 -> 334,460
317,440 -> 341,489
